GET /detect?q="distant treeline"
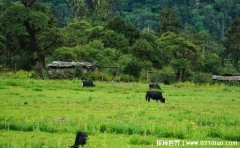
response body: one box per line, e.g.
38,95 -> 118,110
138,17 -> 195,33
0,0 -> 239,82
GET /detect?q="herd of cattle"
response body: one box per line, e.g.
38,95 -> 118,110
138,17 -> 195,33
82,80 -> 166,104
73,80 -> 165,147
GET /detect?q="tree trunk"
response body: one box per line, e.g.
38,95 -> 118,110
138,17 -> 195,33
36,51 -> 46,79
24,21 -> 45,78
182,69 -> 186,82
177,69 -> 186,82
178,69 -> 183,82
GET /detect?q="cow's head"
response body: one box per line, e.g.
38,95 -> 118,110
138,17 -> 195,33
161,98 -> 165,103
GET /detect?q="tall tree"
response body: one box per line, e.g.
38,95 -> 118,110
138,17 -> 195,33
68,0 -> 117,20
106,16 -> 140,44
0,1 -> 64,75
158,7 -> 181,34
224,18 -> 240,67
157,32 -> 201,81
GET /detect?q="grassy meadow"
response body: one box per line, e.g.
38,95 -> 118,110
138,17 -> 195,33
0,73 -> 240,148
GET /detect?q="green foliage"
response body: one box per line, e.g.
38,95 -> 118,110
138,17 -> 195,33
191,72 -> 213,84
224,18 -> 240,66
157,32 -> 202,81
123,59 -> 142,78
0,0 -> 240,82
53,47 -> 77,61
119,74 -> 135,82
158,7 -> 181,34
74,40 -> 117,67
68,0 -> 116,20
0,34 -> 6,65
0,2 -> 28,35
171,58 -> 191,70
66,19 -> 92,37
0,1 -> 64,73
78,72 -> 113,81
131,39 -> 153,61
150,66 -> 176,83
47,69 -> 75,79
0,70 -> 33,79
217,62 -> 239,75
128,135 -> 151,145
106,16 -> 140,44
42,0 -> 74,27
202,52 -> 221,73
87,25 -> 104,41
99,30 -> 129,52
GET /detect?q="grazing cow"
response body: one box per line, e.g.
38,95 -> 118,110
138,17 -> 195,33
82,80 -> 95,87
146,91 -> 165,103
70,131 -> 88,148
149,83 -> 161,90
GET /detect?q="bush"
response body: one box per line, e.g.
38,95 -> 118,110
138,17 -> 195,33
217,62 -> 239,75
120,75 -> 136,82
124,60 -> 143,78
0,70 -> 33,79
77,71 -> 113,81
47,69 -> 75,79
53,47 -> 77,61
191,72 -> 212,84
150,66 -> 176,83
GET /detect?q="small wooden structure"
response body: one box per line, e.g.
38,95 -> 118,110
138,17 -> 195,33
47,61 -> 97,73
212,75 -> 240,81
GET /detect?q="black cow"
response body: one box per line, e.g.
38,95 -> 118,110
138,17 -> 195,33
146,91 -> 165,103
149,83 -> 161,90
82,80 -> 95,87
70,131 -> 88,148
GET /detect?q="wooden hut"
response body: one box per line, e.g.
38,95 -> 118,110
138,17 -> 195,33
212,74 -> 240,81
47,61 -> 97,74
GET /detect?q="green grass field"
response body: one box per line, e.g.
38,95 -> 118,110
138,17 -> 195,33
0,74 -> 239,148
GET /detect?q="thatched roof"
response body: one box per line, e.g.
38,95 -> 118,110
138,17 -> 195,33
47,61 -> 96,69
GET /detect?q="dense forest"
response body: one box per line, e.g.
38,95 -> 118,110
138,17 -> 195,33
0,0 -> 240,82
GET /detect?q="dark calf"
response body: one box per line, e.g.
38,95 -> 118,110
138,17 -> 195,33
70,131 -> 88,148
149,83 -> 161,90
82,80 -> 95,87
146,91 -> 165,103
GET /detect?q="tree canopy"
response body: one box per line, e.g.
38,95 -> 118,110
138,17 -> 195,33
0,0 -> 239,81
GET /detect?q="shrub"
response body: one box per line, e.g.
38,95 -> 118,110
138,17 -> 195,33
191,72 -> 212,84
120,75 -> 136,82
207,129 -> 222,138
128,135 -> 151,145
150,66 -> 176,83
124,59 -> 143,78
217,62 -> 239,75
53,47 -> 77,61
47,69 -> 75,79
0,70 -> 33,79
224,134 -> 240,141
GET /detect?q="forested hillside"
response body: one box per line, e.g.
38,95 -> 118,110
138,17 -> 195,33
42,0 -> 240,40
0,0 -> 240,82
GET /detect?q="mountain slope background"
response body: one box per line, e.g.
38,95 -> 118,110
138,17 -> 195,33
44,0 -> 240,40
